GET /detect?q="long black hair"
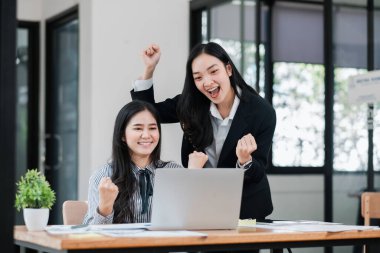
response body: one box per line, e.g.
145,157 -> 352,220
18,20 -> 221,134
110,100 -> 162,223
177,42 -> 257,150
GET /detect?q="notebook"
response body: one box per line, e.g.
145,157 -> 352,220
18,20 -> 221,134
147,168 -> 244,230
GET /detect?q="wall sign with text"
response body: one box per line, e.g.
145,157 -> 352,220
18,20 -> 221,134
348,70 -> 380,104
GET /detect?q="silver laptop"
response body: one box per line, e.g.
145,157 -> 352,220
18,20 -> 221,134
148,168 -> 244,230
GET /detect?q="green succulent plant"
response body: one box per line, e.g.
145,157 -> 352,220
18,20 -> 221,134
15,169 -> 56,211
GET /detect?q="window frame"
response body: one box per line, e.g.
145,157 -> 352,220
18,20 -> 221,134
190,0 -> 378,176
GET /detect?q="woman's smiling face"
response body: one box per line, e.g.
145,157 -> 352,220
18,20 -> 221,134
191,53 -> 234,106
124,109 -> 160,161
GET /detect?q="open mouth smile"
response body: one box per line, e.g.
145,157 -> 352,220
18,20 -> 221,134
207,86 -> 220,98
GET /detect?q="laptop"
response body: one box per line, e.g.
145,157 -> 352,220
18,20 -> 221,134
147,168 -> 244,230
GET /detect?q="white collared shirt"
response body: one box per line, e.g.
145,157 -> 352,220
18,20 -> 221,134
204,93 -> 240,168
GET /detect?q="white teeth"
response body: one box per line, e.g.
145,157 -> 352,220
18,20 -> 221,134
208,87 -> 218,92
207,87 -> 220,97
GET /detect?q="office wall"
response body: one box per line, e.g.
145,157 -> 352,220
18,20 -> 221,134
269,175 -> 324,221
17,0 -> 42,21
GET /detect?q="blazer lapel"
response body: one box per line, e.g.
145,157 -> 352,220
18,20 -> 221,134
217,99 -> 250,167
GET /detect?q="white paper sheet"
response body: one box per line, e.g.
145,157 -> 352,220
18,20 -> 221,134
45,223 -> 149,234
98,230 -> 207,237
254,221 -> 379,232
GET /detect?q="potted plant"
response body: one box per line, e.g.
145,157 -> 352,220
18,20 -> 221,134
15,169 -> 56,231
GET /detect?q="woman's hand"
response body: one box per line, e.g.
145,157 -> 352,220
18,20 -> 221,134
98,177 -> 119,216
188,151 -> 208,169
141,44 -> 161,80
236,133 -> 257,165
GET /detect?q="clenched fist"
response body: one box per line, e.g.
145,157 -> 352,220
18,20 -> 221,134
141,44 -> 161,79
188,151 -> 208,169
98,177 -> 119,216
236,133 -> 257,165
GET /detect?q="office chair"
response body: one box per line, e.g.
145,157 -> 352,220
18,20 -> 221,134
62,200 -> 88,225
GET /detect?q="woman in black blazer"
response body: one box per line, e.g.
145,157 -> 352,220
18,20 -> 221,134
131,42 -> 276,220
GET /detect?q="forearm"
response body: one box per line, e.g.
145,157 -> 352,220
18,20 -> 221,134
85,193 -> 114,225
142,66 -> 156,80
243,157 -> 266,182
242,113 -> 276,182
131,87 -> 181,123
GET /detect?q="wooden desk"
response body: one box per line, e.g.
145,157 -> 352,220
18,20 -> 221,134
14,225 -> 380,253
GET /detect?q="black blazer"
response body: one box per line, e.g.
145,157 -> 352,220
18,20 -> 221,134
131,87 -> 276,219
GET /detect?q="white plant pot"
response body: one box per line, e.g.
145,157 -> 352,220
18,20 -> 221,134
23,208 -> 49,231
